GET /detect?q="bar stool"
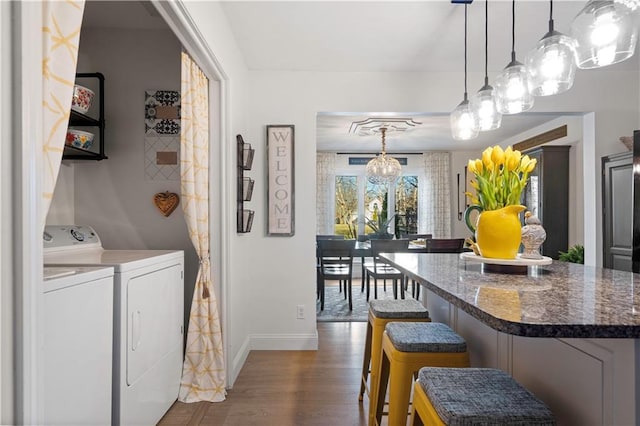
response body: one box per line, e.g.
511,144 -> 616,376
371,322 -> 470,426
359,300 -> 430,404
410,367 -> 556,425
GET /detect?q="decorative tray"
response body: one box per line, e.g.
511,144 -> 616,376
460,252 -> 552,265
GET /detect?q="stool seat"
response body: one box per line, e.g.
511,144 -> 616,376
417,367 -> 556,426
386,322 -> 467,353
369,299 -> 430,319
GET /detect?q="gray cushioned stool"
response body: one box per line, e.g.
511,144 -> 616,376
411,367 -> 556,426
371,322 -> 470,426
359,299 -> 430,403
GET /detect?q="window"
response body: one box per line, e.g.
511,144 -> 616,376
334,176 -> 358,238
395,176 -> 418,236
333,173 -> 419,238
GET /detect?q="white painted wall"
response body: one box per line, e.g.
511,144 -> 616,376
0,1 -> 12,422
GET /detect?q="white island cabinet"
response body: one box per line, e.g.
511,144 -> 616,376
381,253 -> 640,426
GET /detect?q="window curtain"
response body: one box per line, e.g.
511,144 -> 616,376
178,52 -> 225,403
316,152 -> 336,234
419,152 -> 452,238
42,0 -> 85,228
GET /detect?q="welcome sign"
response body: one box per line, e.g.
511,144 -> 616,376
267,125 -> 295,236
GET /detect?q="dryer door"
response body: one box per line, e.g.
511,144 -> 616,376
126,263 -> 183,386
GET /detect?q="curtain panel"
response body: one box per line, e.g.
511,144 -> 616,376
178,52 -> 226,403
420,152 -> 452,238
42,0 -> 85,227
316,152 -> 336,234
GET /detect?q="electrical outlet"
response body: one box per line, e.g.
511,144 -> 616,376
296,304 -> 305,319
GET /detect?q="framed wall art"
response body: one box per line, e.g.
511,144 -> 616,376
266,125 -> 295,236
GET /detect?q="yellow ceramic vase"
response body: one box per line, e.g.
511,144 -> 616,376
465,205 -> 526,259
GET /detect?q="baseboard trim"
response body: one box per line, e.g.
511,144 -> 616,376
250,332 -> 319,350
229,336 -> 251,388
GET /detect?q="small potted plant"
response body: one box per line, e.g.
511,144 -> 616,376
558,245 -> 584,264
365,213 -> 397,239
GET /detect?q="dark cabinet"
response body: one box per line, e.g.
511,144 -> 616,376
602,151 -> 632,271
63,72 -> 107,160
523,145 -> 570,259
237,134 -> 255,233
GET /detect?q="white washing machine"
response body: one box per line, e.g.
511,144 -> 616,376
44,225 -> 185,426
43,265 -> 114,425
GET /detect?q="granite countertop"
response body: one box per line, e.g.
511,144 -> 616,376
380,253 -> 640,338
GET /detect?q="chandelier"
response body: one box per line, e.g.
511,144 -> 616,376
366,127 -> 401,185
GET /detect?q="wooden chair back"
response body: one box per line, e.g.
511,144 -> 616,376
426,238 -> 465,253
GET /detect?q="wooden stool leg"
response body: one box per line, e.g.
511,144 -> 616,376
368,322 -> 385,421
372,348 -> 391,426
359,321 -> 373,401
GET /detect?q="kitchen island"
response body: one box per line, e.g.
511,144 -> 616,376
381,253 -> 640,426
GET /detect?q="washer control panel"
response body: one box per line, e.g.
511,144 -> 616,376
43,225 -> 102,252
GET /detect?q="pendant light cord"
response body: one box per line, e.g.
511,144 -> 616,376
548,0 -> 555,33
484,0 -> 489,87
511,0 -> 516,62
463,4 -> 469,101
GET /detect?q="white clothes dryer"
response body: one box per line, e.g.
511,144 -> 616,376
43,266 -> 114,425
44,225 -> 184,426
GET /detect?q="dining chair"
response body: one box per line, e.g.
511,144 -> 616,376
316,234 -> 347,295
317,239 -> 356,311
401,237 -> 464,300
426,238 -> 466,253
364,239 -> 409,301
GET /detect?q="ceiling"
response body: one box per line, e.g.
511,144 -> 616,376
82,0 -> 638,152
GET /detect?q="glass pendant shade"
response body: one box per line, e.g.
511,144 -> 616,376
571,0 -> 638,69
495,60 -> 535,114
451,98 -> 479,141
470,83 -> 502,131
526,30 -> 577,96
614,0 -> 639,12
366,128 -> 401,185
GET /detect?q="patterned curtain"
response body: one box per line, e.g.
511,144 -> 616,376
178,52 -> 225,403
316,152 -> 336,234
42,0 -> 85,228
419,152 -> 451,238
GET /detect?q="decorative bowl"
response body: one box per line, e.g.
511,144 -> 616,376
66,128 -> 94,150
71,84 -> 94,114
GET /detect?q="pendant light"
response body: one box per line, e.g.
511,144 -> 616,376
366,127 -> 402,185
450,4 -> 479,141
470,0 -> 502,131
495,0 -> 534,114
526,0 -> 577,96
571,0 -> 638,69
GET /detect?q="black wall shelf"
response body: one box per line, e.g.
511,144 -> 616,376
237,134 -> 255,233
63,72 -> 107,161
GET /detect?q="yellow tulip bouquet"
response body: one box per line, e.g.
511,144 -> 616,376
466,145 -> 537,211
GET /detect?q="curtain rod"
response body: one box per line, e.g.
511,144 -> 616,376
335,152 -> 424,155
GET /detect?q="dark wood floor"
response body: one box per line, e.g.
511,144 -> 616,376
158,322 -> 372,426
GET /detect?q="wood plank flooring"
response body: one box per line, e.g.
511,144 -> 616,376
158,322 -> 373,426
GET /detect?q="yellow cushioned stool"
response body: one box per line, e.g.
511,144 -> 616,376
410,367 -> 556,426
359,300 -> 430,405
371,322 -> 469,426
